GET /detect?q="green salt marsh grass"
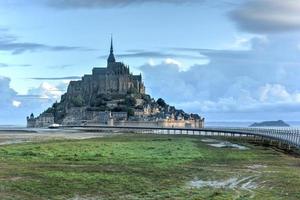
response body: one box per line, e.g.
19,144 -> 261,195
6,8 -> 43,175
0,134 -> 299,199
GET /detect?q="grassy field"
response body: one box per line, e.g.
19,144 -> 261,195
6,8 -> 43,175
0,133 -> 300,199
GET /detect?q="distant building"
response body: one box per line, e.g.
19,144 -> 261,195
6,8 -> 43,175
156,117 -> 205,128
134,109 -> 144,118
66,37 -> 145,103
26,113 -> 36,128
99,111 -> 127,125
111,112 -> 128,121
143,105 -> 151,116
99,111 -> 112,124
26,113 -> 54,128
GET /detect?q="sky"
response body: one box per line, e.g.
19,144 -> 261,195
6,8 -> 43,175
1,0 -> 300,125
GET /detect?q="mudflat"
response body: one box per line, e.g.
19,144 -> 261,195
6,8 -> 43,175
0,128 -> 118,145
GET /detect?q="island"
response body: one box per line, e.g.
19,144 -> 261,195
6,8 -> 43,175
249,120 -> 290,127
26,38 -> 205,129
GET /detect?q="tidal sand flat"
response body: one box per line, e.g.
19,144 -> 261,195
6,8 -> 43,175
0,128 -> 119,145
0,133 -> 299,199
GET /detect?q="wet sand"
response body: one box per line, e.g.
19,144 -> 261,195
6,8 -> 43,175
201,138 -> 249,150
0,128 -> 119,145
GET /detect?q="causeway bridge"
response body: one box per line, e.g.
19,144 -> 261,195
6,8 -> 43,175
61,125 -> 300,149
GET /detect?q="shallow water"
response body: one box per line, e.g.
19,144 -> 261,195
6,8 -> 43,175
200,139 -> 219,143
208,142 -> 249,150
189,176 -> 258,190
0,128 -> 119,145
201,138 -> 249,150
0,139 -> 27,146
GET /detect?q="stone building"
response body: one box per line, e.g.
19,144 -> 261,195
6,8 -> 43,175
99,111 -> 127,125
112,112 -> 128,121
158,118 -> 205,129
115,118 -> 205,128
61,107 -> 100,125
99,111 -> 113,125
26,113 -> 54,128
134,109 -> 144,118
26,113 -> 36,128
65,37 -> 145,105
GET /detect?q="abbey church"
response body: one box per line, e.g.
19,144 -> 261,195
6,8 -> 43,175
68,38 -> 145,98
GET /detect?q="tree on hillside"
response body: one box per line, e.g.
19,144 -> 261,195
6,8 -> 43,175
125,96 -> 137,107
157,98 -> 167,108
71,96 -> 85,107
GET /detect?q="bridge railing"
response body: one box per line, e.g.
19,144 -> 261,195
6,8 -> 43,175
61,125 -> 300,149
207,127 -> 300,148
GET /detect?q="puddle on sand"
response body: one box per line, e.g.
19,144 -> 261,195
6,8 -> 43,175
201,139 -> 219,143
208,142 -> 249,150
247,164 -> 267,170
189,176 -> 258,190
201,138 -> 249,150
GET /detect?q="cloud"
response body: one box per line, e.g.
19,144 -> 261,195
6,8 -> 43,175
0,76 -> 68,125
49,64 -> 74,69
41,0 -> 243,9
230,0 -> 300,33
258,84 -> 300,103
0,63 -> 8,67
12,100 -> 21,108
0,29 -> 93,54
0,0 -> 242,9
46,0 -> 201,9
0,76 -> 28,124
0,41 -> 91,55
164,58 -> 183,67
27,82 -> 67,99
140,35 -> 300,120
0,63 -> 32,68
99,50 -> 204,60
0,76 -> 17,107
30,76 -> 81,80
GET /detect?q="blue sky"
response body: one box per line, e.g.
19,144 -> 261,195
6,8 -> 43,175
1,0 -> 300,124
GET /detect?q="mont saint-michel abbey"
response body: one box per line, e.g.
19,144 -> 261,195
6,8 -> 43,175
70,38 -> 145,96
27,39 -> 205,128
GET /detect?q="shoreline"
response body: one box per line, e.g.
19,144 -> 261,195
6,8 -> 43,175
0,128 -> 121,146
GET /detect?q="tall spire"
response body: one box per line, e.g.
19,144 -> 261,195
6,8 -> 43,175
107,35 -> 116,64
110,35 -> 114,54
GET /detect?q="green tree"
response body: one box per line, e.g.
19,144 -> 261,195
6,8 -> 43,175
71,96 -> 85,107
112,106 -> 127,112
127,87 -> 138,94
157,98 -> 167,108
142,94 -> 151,103
125,96 -> 137,107
44,107 -> 55,114
127,108 -> 135,117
